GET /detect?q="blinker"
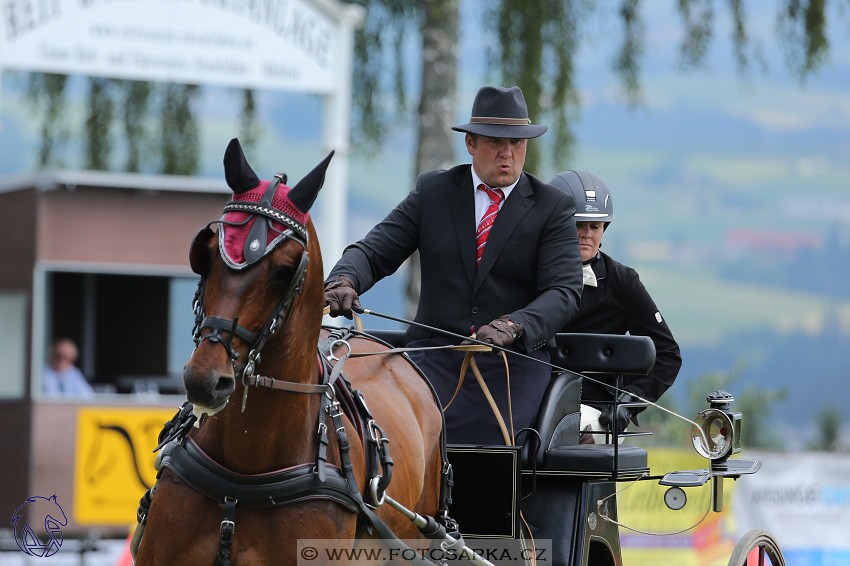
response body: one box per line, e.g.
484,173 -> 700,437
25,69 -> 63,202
190,227 -> 215,276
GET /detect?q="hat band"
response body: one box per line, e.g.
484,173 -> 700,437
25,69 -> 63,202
469,116 -> 532,126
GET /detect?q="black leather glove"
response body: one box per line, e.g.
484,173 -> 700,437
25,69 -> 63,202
465,315 -> 524,349
598,393 -> 641,433
324,275 -> 361,319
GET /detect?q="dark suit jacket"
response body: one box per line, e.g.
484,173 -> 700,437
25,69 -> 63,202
563,251 -> 682,410
328,164 -> 583,352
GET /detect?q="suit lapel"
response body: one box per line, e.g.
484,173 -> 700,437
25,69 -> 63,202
474,174 -> 533,293
449,168 -> 477,289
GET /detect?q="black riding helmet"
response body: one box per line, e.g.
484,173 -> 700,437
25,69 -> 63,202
549,170 -> 613,230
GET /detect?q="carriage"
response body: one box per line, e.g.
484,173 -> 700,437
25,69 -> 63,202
131,140 -> 785,566
368,327 -> 785,566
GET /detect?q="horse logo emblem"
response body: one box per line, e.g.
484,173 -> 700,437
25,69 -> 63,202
11,495 -> 67,557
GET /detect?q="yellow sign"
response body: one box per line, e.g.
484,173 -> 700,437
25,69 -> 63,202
74,407 -> 177,525
618,447 -> 740,566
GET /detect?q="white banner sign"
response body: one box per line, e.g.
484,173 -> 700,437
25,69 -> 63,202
733,450 -> 850,561
0,0 -> 340,93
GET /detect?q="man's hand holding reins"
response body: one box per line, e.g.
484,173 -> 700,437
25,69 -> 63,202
324,275 -> 361,319
465,315 -> 524,351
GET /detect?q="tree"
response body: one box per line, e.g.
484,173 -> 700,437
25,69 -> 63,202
682,364 -> 787,449
83,78 -> 116,171
22,75 -> 257,175
639,362 -> 789,449
21,1 -> 843,175
810,406 -> 843,452
351,0 -> 843,168
24,73 -> 70,169
345,0 -> 846,313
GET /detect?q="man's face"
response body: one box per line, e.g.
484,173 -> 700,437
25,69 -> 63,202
52,342 -> 77,371
466,134 -> 527,188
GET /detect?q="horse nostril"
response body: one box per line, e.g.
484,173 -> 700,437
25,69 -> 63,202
214,376 -> 236,394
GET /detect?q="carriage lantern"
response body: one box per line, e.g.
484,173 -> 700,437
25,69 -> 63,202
690,390 -> 742,463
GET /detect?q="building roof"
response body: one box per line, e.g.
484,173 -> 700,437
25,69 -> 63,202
0,170 -> 230,195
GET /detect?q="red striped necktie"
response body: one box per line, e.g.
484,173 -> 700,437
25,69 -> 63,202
476,184 -> 504,267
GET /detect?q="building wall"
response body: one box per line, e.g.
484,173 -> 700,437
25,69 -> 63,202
0,178 -> 232,535
0,189 -> 38,524
38,187 -> 227,266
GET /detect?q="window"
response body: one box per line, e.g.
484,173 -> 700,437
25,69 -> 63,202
41,271 -> 199,396
0,291 -> 27,399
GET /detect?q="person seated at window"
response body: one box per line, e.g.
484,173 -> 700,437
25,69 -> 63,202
43,338 -> 95,398
550,171 -> 682,443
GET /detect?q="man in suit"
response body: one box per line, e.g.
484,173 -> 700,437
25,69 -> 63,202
325,85 -> 582,445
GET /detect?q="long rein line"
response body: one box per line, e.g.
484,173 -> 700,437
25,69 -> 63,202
347,306 -> 722,539
348,305 -> 708,445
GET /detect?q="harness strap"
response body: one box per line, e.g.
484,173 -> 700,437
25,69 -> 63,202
326,395 -> 359,493
320,329 -> 396,495
343,327 -> 457,528
129,486 -> 156,561
158,438 -> 450,566
213,497 -> 237,566
316,404 -> 330,483
200,316 -> 258,348
244,373 -> 329,394
159,438 -> 360,512
444,351 -> 515,446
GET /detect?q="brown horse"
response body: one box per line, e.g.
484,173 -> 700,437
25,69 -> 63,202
135,139 -> 445,565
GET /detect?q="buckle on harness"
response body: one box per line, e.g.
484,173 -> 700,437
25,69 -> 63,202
220,497 -> 237,536
367,419 -> 388,446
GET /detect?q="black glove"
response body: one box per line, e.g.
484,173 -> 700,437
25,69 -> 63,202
464,315 -> 524,349
324,275 -> 361,319
598,393 -> 641,433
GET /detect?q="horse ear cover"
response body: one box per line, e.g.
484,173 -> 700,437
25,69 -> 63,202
288,151 -> 335,213
223,138 -> 260,194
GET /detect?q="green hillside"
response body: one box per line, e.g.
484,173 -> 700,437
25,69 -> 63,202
633,264 -> 850,346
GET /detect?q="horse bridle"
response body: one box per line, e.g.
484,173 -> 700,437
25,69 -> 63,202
190,188 -> 314,401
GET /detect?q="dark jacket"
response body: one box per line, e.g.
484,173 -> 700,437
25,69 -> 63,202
328,164 -> 583,353
563,251 -> 682,410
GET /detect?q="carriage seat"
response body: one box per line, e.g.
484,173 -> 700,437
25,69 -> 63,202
523,333 -> 655,473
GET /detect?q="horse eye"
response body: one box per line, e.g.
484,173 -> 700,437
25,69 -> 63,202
271,265 -> 296,286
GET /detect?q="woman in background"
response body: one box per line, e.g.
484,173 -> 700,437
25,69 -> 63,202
550,170 -> 682,442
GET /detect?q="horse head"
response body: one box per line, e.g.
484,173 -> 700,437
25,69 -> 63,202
183,138 -> 332,415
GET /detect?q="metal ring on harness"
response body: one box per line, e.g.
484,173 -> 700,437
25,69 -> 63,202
328,339 -> 351,362
369,476 -> 386,507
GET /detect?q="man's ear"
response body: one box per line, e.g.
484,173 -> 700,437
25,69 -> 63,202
465,133 -> 477,156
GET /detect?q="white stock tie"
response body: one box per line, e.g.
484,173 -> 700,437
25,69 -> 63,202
582,264 -> 597,288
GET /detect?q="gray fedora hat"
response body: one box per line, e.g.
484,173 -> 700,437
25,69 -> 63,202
452,85 -> 547,139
